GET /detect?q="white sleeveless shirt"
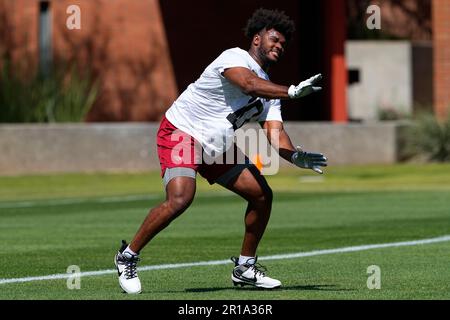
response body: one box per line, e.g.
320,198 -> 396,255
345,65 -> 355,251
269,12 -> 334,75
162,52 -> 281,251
165,47 -> 283,156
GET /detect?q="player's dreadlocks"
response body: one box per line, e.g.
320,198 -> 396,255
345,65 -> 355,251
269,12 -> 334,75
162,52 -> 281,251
244,8 -> 296,42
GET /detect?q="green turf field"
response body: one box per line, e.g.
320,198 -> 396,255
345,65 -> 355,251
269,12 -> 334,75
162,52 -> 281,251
0,164 -> 449,300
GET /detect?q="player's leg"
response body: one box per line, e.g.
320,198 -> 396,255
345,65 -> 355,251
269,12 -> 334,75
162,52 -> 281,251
115,114 -> 199,294
114,169 -> 196,294
215,165 -> 281,289
130,173 -> 196,252
222,165 -> 273,258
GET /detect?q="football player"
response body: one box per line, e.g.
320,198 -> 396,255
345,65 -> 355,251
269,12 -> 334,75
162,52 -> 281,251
115,7 -> 327,294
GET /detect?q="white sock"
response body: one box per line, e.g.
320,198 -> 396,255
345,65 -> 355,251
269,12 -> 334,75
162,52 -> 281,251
123,245 -> 138,257
238,255 -> 255,265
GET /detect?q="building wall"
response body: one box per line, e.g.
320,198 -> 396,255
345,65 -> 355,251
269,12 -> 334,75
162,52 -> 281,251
1,0 -> 349,122
433,0 -> 450,119
0,0 -> 39,74
56,0 -> 179,121
347,0 -> 432,41
3,0 -> 449,122
0,122 -> 405,175
0,0 -> 178,121
377,0 -> 432,40
346,41 -> 413,121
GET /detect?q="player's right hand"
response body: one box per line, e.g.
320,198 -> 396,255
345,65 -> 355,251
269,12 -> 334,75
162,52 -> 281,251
288,74 -> 322,99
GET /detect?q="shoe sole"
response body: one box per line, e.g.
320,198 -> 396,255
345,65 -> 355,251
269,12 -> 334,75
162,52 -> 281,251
231,275 -> 281,289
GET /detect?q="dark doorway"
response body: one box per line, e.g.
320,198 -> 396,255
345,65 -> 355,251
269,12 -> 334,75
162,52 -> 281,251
159,0 -> 328,120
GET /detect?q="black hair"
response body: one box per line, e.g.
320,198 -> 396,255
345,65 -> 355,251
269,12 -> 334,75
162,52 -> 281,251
244,8 -> 296,42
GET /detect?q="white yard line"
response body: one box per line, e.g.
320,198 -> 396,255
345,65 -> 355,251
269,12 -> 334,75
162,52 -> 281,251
1,234 -> 449,285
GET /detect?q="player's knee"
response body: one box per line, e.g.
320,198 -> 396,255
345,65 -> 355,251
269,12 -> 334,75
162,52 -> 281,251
167,193 -> 193,214
253,186 -> 273,206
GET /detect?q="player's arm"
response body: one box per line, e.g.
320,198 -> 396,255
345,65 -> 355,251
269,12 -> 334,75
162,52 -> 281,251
223,67 -> 290,99
262,120 -> 328,174
223,67 -> 322,100
262,120 -> 295,161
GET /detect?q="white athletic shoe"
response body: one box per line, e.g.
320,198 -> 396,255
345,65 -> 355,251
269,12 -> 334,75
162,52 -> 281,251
114,240 -> 141,294
231,256 -> 281,289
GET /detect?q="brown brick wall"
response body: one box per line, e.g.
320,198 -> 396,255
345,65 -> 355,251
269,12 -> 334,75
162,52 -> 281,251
1,0 -> 178,121
378,0 -> 432,40
433,0 -> 450,119
0,0 -> 39,74
348,0 -> 432,40
52,0 -> 178,121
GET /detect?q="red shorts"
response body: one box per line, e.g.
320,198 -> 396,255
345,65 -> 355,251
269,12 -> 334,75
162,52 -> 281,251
157,116 -> 248,184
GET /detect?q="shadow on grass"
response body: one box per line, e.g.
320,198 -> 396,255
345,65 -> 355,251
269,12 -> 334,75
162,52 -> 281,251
182,284 -> 355,293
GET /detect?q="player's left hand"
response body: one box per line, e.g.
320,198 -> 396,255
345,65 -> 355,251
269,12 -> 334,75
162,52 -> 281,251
288,74 -> 322,99
291,145 -> 328,174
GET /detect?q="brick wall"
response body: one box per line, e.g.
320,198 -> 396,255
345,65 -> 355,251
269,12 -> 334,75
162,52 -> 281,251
53,0 -> 178,121
1,0 -> 178,121
0,0 -> 39,74
433,0 -> 450,119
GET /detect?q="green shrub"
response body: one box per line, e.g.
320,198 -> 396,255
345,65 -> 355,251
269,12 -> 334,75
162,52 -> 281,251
404,112 -> 450,162
378,108 -> 411,121
0,60 -> 97,123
